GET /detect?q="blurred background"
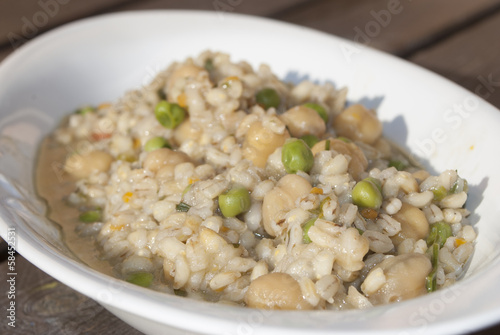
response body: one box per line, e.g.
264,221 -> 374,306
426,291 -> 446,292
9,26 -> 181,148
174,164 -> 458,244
1,0 -> 500,334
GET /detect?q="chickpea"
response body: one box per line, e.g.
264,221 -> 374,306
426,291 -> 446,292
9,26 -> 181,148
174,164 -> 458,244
391,203 -> 429,246
262,174 -> 312,237
365,253 -> 432,305
279,106 -> 326,138
373,137 -> 392,159
64,150 -> 113,179
311,138 -> 368,181
333,104 -> 382,144
245,273 -> 312,310
143,148 -> 191,173
242,121 -> 289,168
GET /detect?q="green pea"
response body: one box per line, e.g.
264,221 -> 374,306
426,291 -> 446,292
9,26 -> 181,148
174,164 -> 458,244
218,186 -> 251,217
303,103 -> 328,123
126,272 -> 154,288
427,221 -> 452,247
282,139 -> 314,174
255,88 -> 280,109
155,100 -> 186,129
389,160 -> 407,171
75,106 -> 95,115
79,209 -> 102,223
431,186 -> 448,201
300,134 -> 320,148
204,58 -> 214,71
364,177 -> 382,192
351,178 -> 383,209
302,218 -> 316,244
144,137 -> 171,152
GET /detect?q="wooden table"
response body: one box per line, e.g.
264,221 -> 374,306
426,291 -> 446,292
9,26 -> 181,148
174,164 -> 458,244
1,1 -> 499,334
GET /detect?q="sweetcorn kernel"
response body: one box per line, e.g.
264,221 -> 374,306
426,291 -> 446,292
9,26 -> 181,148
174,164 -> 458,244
122,192 -> 133,203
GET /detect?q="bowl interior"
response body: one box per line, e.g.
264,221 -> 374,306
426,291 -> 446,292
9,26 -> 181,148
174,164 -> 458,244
1,10 -> 500,335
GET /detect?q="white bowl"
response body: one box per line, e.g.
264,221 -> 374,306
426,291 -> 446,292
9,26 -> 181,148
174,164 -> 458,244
1,10 -> 500,335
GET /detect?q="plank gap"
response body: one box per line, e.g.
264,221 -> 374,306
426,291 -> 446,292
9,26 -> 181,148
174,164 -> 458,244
268,0 -> 326,19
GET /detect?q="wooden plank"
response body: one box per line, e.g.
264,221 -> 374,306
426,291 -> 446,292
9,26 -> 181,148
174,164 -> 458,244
409,11 -> 500,109
0,0 -> 312,62
0,0 -> 137,49
111,0 -> 312,16
0,254 -> 142,334
0,238 -> 7,262
277,0 -> 500,55
476,325 -> 500,335
0,45 -> 13,63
